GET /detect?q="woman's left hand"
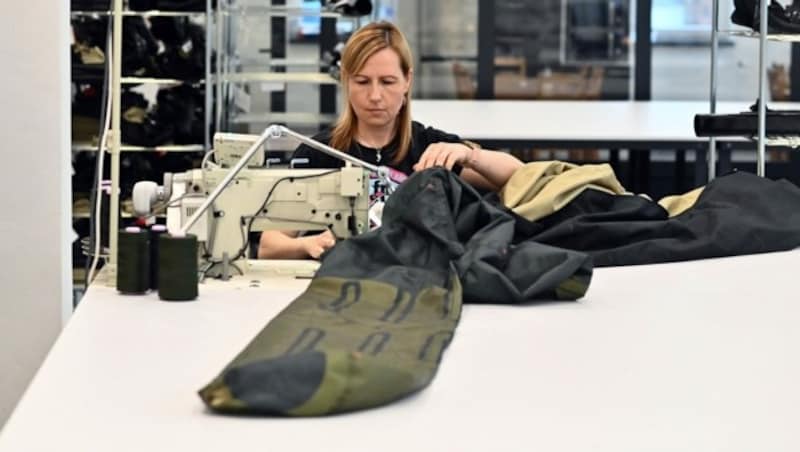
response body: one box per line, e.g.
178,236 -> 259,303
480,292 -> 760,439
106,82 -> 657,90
414,142 -> 476,172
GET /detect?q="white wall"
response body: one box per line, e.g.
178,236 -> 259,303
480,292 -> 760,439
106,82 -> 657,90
0,1 -> 71,429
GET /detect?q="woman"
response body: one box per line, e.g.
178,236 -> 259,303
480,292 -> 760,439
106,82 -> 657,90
258,21 -> 522,259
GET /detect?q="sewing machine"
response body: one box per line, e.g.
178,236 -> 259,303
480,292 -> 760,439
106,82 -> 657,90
134,131 -> 372,278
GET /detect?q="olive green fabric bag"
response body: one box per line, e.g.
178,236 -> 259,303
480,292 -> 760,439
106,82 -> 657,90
200,270 -> 462,415
199,168 -> 592,415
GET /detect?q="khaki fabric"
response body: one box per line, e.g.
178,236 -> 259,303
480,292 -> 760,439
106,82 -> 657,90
73,43 -> 105,65
658,186 -> 705,217
501,161 -> 627,221
123,106 -> 147,124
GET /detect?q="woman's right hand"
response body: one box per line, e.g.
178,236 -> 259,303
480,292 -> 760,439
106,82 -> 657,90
301,230 -> 337,259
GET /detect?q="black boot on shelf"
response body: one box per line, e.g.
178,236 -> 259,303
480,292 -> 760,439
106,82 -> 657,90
155,84 -> 205,145
321,0 -> 372,17
72,16 -> 108,49
153,20 -> 206,80
122,113 -> 176,148
120,90 -> 176,147
149,16 -> 190,47
732,0 -> 800,34
71,16 -> 108,80
122,17 -> 162,78
731,0 -> 757,28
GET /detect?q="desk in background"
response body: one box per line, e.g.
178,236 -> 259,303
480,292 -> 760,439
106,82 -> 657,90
412,100 -> 800,193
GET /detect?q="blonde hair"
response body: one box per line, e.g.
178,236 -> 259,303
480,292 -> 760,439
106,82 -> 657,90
329,21 -> 413,165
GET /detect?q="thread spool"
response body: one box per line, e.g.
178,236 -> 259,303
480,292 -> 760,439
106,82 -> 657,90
117,226 -> 150,294
149,224 -> 168,290
158,233 -> 198,301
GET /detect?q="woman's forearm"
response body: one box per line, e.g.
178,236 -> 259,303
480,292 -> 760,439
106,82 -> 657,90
465,148 -> 523,189
258,230 -> 308,259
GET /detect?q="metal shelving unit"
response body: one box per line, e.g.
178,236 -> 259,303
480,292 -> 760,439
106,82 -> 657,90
708,0 -> 800,179
71,0 -> 216,277
71,4 -> 214,151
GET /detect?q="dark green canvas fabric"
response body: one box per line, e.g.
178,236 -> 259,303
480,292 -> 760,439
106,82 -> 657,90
200,271 -> 463,415
199,169 -> 592,416
517,171 -> 800,266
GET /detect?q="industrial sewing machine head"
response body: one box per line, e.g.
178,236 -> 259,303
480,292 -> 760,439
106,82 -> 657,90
133,128 -> 380,279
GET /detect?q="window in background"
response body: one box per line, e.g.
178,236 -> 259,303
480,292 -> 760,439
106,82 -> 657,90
492,0 -> 632,100
651,0 -> 791,101
392,0 -> 478,99
393,0 -> 632,100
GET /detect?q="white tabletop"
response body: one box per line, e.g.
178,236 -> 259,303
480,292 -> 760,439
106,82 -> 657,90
1,250 -> 799,452
412,100 -> 800,144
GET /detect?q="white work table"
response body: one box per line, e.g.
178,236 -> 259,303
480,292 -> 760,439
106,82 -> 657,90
1,249 -> 799,451
412,99 -> 800,147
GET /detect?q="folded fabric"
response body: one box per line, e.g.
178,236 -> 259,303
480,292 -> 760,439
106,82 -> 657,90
519,171 -> 800,266
199,168 -> 592,416
658,186 -> 704,217
501,160 -> 627,222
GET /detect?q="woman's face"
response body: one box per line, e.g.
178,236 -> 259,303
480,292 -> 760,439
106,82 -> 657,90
348,47 -> 411,130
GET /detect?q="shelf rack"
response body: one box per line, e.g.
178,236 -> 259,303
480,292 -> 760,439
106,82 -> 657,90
708,0 -> 800,179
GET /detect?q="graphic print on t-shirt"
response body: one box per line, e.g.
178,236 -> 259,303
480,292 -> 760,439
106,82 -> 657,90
368,167 -> 408,230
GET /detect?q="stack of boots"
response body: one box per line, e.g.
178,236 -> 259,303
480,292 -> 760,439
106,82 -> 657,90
120,90 -> 175,147
155,84 -> 203,145
122,17 -> 161,78
152,19 -> 206,80
71,17 -> 108,79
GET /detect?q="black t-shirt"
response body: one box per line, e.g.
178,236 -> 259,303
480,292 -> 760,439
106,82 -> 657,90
290,121 -> 465,178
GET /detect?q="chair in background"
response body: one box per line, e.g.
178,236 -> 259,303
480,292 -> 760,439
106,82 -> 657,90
452,61 -> 477,99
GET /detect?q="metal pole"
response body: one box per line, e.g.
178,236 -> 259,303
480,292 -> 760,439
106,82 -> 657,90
476,0 -> 495,99
708,0 -> 719,181
559,0 -> 568,64
205,0 -> 213,151
634,0 -> 652,100
757,0 -> 768,177
109,0 -> 123,273
215,0 -> 224,133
